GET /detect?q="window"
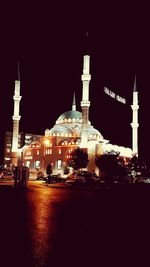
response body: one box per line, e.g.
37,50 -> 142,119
7,143 -> 11,147
26,161 -> 30,168
25,135 -> 32,139
46,149 -> 52,154
58,149 -> 61,154
57,160 -> 62,169
35,160 -> 40,169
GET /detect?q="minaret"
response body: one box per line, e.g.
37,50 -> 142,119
80,55 -> 91,147
131,75 -> 139,156
11,62 -> 22,166
72,92 -> 76,111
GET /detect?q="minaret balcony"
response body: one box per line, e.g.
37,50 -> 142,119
130,122 -> 139,128
131,104 -> 139,110
12,115 -> 21,120
81,74 -> 91,81
13,95 -> 22,101
81,100 -> 90,107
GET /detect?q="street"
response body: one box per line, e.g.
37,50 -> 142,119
0,181 -> 150,266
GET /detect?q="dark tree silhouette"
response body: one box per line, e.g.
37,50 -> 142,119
95,154 -> 128,183
95,154 -> 118,183
68,148 -> 89,171
127,156 -> 147,177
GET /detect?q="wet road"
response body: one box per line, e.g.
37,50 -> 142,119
0,181 -> 150,266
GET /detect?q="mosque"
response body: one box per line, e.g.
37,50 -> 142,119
6,54 -> 138,176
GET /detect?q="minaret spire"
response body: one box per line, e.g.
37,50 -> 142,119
80,55 -> 91,148
133,75 -> 137,92
17,61 -> 20,81
72,92 -> 76,111
84,31 -> 90,55
11,63 -> 22,166
131,75 -> 139,156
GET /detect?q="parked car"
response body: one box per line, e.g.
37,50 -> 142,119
76,171 -> 100,184
135,177 -> 150,184
36,170 -> 44,180
45,174 -> 63,184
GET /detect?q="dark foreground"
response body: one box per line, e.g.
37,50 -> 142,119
0,181 -> 150,267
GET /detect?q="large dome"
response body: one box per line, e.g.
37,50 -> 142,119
58,110 -> 82,120
49,124 -> 74,135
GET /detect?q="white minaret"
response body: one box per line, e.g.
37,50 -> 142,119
80,55 -> 91,147
11,63 -> 22,166
131,75 -> 139,156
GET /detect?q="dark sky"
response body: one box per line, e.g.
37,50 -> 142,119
0,1 -> 150,164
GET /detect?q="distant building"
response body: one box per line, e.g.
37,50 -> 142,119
4,132 -> 42,167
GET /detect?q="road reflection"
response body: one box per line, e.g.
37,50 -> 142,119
0,181 -> 148,267
27,182 -> 59,266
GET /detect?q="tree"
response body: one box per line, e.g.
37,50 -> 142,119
95,154 -> 118,183
46,163 -> 52,176
127,156 -> 147,177
68,148 -> 89,171
95,154 -> 128,183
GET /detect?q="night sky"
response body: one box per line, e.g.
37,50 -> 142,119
0,1 -> 150,164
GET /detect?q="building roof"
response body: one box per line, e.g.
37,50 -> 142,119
49,124 -> 74,134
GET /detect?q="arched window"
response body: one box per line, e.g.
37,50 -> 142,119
35,160 -> 40,169
57,160 -> 62,169
26,161 -> 30,168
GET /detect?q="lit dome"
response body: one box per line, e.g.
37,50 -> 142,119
58,110 -> 82,120
87,126 -> 102,135
104,143 -> 114,152
49,124 -> 74,135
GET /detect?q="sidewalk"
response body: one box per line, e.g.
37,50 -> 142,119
0,177 -> 13,186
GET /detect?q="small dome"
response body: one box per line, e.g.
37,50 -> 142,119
31,140 -> 40,145
30,140 -> 41,147
58,110 -> 82,120
86,126 -> 103,139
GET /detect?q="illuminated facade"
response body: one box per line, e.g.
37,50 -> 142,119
22,95 -> 106,175
4,132 -> 42,167
21,55 -> 132,175
4,54 -> 133,175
